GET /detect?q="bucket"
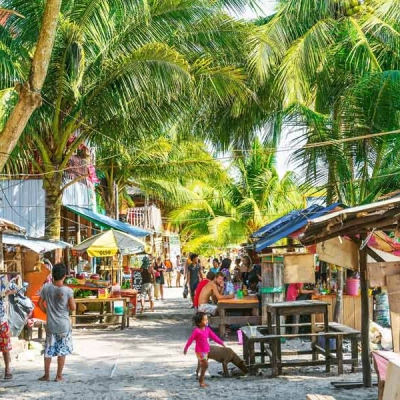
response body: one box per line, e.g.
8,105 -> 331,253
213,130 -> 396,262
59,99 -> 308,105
346,278 -> 360,296
113,300 -> 124,315
237,329 -> 243,344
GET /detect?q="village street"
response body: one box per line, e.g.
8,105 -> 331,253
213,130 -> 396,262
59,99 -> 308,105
1,288 -> 378,400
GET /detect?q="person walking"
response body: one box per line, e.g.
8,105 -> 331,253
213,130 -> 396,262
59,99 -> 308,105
164,255 -> 173,288
38,263 -> 76,382
153,256 -> 166,300
183,312 -> 225,388
186,253 -> 202,308
175,255 -> 183,287
139,256 -> 156,313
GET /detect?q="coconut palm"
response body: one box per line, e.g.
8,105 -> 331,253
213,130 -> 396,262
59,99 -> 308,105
247,0 -> 400,205
94,134 -> 227,217
169,139 -> 304,253
0,0 -> 254,239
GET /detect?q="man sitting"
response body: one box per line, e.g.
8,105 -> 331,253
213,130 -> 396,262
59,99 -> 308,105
198,272 -> 234,315
193,271 -> 215,309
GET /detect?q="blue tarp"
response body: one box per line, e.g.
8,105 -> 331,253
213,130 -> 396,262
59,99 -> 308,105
65,205 -> 151,237
252,203 -> 343,252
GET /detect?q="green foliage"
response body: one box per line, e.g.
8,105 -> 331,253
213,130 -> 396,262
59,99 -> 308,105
248,0 -> 400,206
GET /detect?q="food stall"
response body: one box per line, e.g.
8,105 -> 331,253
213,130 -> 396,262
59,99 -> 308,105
71,229 -> 146,321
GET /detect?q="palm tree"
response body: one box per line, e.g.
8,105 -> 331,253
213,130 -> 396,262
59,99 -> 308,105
94,134 -> 226,217
0,0 -> 254,239
246,0 -> 400,205
170,139 -> 304,253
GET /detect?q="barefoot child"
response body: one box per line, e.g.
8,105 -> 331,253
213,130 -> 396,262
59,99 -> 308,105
38,263 -> 76,382
183,312 -> 224,387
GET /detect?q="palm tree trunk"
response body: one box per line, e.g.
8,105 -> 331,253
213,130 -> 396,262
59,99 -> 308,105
43,174 -> 63,240
0,0 -> 62,171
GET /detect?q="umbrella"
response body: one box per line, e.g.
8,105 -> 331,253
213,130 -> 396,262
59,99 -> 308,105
73,229 -> 146,257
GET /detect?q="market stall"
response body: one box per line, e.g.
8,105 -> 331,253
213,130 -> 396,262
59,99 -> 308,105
71,229 -> 145,322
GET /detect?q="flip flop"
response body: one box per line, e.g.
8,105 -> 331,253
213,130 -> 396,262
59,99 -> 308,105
4,374 -> 12,380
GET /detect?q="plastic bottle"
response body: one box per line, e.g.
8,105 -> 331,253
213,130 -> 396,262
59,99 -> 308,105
111,284 -> 121,298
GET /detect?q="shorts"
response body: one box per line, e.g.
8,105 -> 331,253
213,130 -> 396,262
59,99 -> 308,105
198,303 -> 218,316
140,283 -> 154,301
44,330 -> 73,358
0,322 -> 12,352
196,352 -> 208,361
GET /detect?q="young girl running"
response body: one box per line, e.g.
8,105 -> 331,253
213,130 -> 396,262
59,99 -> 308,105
183,312 -> 225,387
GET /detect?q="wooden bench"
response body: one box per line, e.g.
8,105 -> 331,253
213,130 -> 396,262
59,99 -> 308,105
306,395 -> 336,400
241,323 -> 360,376
71,298 -> 130,330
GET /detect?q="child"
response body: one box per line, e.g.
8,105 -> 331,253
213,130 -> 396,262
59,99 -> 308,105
38,263 -> 76,382
183,312 -> 225,387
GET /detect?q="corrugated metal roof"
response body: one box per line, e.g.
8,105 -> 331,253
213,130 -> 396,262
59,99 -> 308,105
252,203 -> 343,252
65,205 -> 151,237
0,218 -> 25,233
3,233 -> 70,253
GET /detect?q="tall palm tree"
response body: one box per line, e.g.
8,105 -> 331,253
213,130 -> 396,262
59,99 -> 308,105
0,0 -> 253,239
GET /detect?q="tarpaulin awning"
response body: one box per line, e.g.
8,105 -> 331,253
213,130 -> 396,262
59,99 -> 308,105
3,234 -> 71,253
65,205 -> 151,237
251,203 -> 343,252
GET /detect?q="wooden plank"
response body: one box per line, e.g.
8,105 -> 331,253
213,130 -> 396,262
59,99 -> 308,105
317,237 -> 359,270
284,253 -> 315,284
383,357 -> 400,400
387,275 -> 400,353
306,395 -> 336,400
368,262 -> 400,288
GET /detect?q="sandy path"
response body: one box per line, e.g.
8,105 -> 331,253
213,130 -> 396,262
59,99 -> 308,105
1,288 -> 378,400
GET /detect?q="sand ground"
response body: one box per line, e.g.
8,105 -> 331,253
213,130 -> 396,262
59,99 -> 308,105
0,287 -> 378,400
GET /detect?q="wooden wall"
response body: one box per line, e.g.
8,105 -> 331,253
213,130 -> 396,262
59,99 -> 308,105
313,294 -> 373,330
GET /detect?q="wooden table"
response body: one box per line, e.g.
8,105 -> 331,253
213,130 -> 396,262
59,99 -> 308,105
267,300 -> 329,375
71,297 -> 129,330
209,298 -> 260,336
242,321 -> 360,376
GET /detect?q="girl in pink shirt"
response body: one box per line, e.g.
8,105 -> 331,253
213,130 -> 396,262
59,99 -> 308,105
183,312 -> 224,387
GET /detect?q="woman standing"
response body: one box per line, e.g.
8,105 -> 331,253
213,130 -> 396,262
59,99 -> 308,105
186,253 -> 202,308
153,256 -> 166,300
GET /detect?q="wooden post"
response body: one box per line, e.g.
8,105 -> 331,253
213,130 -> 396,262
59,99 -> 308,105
333,266 -> 343,323
261,259 -> 274,325
359,236 -> 372,387
261,254 -> 284,325
0,232 -> 3,272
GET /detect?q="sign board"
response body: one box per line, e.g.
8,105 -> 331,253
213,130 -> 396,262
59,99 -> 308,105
317,237 -> 359,270
284,253 -> 315,284
367,262 -> 400,288
387,274 -> 400,353
131,269 -> 143,293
